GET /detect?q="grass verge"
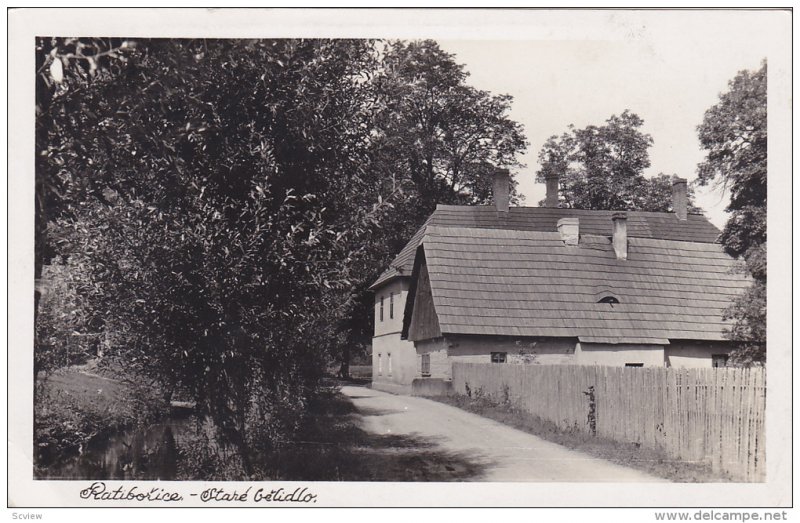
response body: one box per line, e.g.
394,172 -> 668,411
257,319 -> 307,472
34,368 -> 166,474
428,393 -> 732,483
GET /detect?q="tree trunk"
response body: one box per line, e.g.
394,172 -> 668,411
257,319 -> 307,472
232,414 -> 253,478
338,344 -> 350,379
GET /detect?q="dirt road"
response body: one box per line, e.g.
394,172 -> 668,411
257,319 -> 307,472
341,385 -> 665,482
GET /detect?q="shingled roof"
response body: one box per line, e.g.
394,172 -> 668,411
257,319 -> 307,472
370,205 -> 721,289
401,226 -> 750,345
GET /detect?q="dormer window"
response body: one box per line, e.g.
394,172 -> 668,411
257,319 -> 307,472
379,296 -> 384,322
593,287 -> 620,306
389,292 -> 394,319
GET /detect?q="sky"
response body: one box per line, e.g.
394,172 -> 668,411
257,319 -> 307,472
436,11 -> 784,228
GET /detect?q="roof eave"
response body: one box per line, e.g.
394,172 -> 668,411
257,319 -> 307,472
368,271 -> 409,292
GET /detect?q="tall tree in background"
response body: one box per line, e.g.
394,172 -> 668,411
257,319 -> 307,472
336,40 -> 529,369
373,40 -> 528,209
365,40 -> 527,261
696,61 -> 767,364
536,111 -> 697,211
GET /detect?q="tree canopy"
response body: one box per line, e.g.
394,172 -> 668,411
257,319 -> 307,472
38,38 -> 393,472
373,40 -> 528,208
34,38 -> 529,474
329,40 -> 529,363
696,61 -> 767,363
535,110 -> 697,212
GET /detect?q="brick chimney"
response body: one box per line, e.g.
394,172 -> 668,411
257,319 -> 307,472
557,217 -> 579,246
545,173 -> 559,208
672,178 -> 688,221
612,212 -> 628,260
493,169 -> 510,214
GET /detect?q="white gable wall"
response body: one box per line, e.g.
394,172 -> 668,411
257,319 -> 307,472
371,278 -> 417,393
373,279 -> 407,337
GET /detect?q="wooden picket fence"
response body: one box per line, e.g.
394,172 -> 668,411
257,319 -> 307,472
452,363 -> 766,482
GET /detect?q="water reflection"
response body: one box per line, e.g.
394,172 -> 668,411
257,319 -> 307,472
38,412 -> 194,480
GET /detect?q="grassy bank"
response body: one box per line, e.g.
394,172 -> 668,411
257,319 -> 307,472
34,368 -> 166,474
429,393 -> 732,483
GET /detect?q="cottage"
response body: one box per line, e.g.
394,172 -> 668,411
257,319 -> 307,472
369,171 -> 750,393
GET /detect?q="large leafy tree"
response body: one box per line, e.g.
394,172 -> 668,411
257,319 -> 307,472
335,40 -> 529,369
373,40 -> 527,208
37,38 -> 395,475
536,111 -> 697,211
696,61 -> 767,363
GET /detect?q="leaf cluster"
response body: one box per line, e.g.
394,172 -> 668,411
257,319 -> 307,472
696,61 -> 767,363
535,110 -> 698,212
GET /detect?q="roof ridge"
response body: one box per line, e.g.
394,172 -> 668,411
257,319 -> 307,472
435,204 -> 707,217
424,225 -> 725,248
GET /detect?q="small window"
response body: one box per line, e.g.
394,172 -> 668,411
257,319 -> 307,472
598,296 -> 620,305
491,352 -> 507,364
625,363 -> 644,368
389,292 -> 394,319
712,354 -> 729,368
421,354 -> 431,377
387,353 -> 392,376
377,353 -> 382,375
379,296 -> 384,322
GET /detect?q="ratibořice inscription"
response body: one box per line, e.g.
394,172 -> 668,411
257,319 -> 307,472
79,482 -> 183,502
78,482 -> 318,504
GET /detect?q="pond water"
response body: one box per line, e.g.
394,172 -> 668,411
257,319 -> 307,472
38,409 -> 197,480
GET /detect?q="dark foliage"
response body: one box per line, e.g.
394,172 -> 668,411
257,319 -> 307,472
34,37 -> 528,475
696,61 -> 767,364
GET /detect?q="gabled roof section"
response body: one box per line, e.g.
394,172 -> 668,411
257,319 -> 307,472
401,246 -> 442,341
401,245 -> 425,340
409,226 -> 749,344
370,214 -> 433,290
369,205 -> 721,290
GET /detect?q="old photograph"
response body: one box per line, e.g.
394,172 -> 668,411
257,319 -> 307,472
8,7 -> 792,509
